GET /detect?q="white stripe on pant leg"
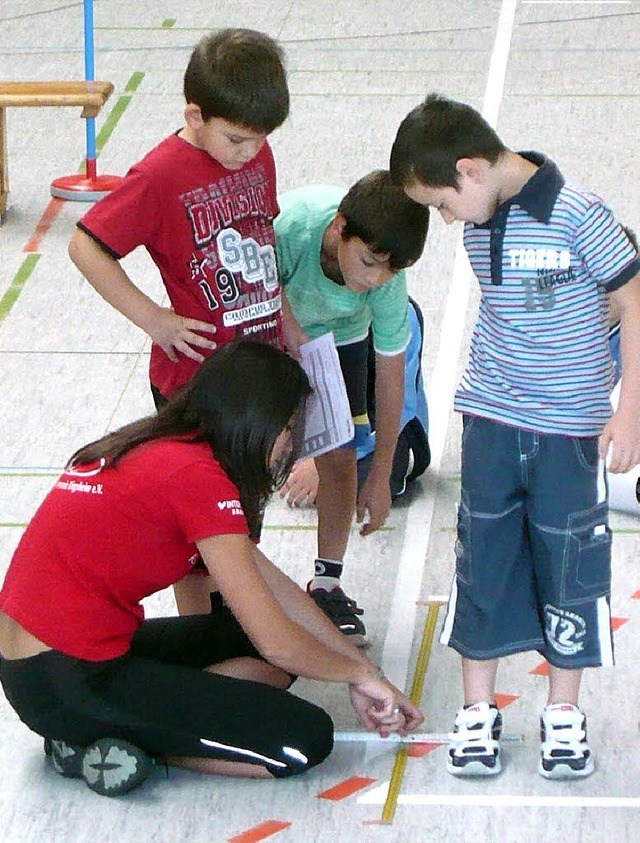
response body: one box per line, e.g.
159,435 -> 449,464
439,578 -> 457,646
596,596 -> 614,668
597,457 -> 607,504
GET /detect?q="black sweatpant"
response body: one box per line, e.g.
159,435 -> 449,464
0,602 -> 334,778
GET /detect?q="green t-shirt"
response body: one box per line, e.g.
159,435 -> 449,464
274,185 -> 409,354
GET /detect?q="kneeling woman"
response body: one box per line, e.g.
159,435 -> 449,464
0,341 -> 422,796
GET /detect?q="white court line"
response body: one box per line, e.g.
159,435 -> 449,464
357,783 -> 640,808
380,0 -> 517,690
523,2 -> 630,5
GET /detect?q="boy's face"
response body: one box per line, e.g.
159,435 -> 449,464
185,108 -> 267,170
404,160 -> 498,225
337,236 -> 395,293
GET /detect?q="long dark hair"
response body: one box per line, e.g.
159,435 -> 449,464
68,341 -> 312,536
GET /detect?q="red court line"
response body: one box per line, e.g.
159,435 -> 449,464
227,820 -> 291,842
407,741 -> 442,758
530,661 -> 549,676
317,775 -> 376,801
611,616 -> 629,631
495,693 -> 520,709
22,197 -> 65,253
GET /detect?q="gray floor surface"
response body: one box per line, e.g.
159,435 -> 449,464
1,1 -> 639,841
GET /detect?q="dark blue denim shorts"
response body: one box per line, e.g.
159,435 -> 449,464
440,415 -> 613,668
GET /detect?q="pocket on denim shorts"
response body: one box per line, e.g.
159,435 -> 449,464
562,501 -> 611,604
572,436 -> 600,471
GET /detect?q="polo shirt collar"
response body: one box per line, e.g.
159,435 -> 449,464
513,151 -> 564,223
479,151 -> 564,285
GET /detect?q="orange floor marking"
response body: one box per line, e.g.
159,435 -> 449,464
495,693 -> 520,709
317,775 -> 376,801
406,741 -> 442,758
611,616 -> 629,631
227,820 -> 291,842
631,590 -> 640,600
530,661 -> 550,676
22,197 -> 65,253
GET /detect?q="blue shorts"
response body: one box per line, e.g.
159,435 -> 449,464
440,416 -> 614,669
336,337 -> 371,450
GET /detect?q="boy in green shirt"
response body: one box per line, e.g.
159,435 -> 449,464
276,170 -> 429,644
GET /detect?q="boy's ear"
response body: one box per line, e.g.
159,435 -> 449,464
455,157 -> 487,184
330,212 -> 347,237
184,103 -> 205,129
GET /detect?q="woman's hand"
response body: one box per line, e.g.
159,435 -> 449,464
348,677 -> 424,737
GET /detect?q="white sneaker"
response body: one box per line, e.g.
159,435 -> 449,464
447,702 -> 502,776
539,703 -> 594,780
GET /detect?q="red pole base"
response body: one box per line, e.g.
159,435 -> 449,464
50,172 -> 122,202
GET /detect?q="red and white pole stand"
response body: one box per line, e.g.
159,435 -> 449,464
50,0 -> 121,201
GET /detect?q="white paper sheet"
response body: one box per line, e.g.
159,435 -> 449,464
298,333 -> 354,460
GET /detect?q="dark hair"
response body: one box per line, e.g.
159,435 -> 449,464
183,28 -> 289,132
337,170 -> 430,271
390,93 -> 506,189
69,341 -> 311,536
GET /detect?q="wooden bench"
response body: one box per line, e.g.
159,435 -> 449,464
0,80 -> 114,216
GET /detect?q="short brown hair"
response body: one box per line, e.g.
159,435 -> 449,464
184,29 -> 289,132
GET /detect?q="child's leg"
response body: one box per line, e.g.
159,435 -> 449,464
462,656 -> 498,705
547,665 -> 582,705
315,446 -> 357,566
307,338 -> 370,643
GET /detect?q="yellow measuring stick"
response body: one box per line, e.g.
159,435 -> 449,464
380,599 -> 444,824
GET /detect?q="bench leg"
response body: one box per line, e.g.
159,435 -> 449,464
0,107 -> 7,218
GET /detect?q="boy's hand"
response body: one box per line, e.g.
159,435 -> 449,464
151,307 -> 217,363
356,469 -> 392,536
599,407 -> 640,473
280,458 -> 319,507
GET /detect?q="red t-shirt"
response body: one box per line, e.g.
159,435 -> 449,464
0,439 -> 248,661
78,133 -> 284,398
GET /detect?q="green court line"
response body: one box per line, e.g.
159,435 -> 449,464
263,524 -> 394,532
124,71 -> 146,94
0,472 -> 59,478
0,254 -> 41,325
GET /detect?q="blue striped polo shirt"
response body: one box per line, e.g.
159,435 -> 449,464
455,152 -> 639,436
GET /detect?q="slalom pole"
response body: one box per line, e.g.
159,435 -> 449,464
50,0 -> 121,201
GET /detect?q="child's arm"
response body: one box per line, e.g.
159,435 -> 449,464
280,289 -> 308,359
68,229 -> 217,363
356,351 -> 405,536
600,272 -> 640,473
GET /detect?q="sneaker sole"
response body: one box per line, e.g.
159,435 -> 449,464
82,738 -> 153,797
538,757 -> 595,780
447,755 -> 502,777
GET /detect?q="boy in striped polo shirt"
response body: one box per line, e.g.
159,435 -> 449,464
390,93 -> 640,779
275,171 -> 429,645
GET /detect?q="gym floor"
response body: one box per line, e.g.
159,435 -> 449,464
1,1 -> 639,841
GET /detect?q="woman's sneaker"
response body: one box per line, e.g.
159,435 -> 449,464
539,703 -> 594,779
45,738 -> 85,778
81,738 -> 153,796
447,702 -> 503,776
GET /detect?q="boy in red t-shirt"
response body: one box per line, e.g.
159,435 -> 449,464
69,28 -> 303,400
